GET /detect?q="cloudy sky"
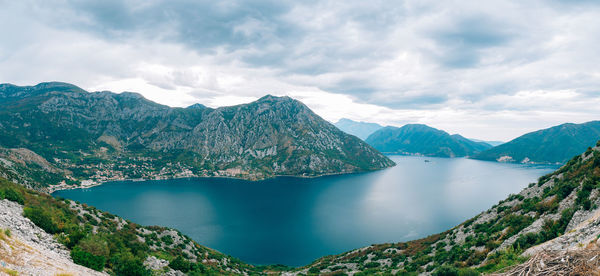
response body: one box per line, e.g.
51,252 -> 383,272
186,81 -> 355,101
1,0 -> 599,141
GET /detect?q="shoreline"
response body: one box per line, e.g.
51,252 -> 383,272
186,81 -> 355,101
47,166 -> 394,194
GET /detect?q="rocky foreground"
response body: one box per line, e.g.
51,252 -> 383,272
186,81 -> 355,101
0,199 -> 106,275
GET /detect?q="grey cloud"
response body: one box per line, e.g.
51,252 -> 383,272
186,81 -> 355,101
61,0 -> 299,50
2,0 -> 600,130
427,16 -> 515,68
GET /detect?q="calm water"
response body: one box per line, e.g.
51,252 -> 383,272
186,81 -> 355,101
54,156 -> 555,266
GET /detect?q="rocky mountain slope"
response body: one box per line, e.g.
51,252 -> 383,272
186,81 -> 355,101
0,199 -> 107,276
472,121 -> 600,164
365,124 -> 492,158
334,118 -> 383,140
290,140 -> 600,275
0,82 -> 393,189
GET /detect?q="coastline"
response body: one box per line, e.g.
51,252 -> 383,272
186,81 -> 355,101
46,166 -> 395,194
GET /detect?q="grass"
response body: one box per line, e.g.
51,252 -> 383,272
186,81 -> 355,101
1,268 -> 19,276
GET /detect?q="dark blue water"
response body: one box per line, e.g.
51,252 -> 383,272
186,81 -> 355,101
53,156 -> 556,266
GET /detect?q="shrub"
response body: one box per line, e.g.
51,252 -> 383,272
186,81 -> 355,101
433,265 -> 459,276
161,234 -> 174,245
23,206 -> 58,234
364,262 -> 380,268
3,188 -> 24,204
110,252 -> 150,276
65,229 -> 85,248
71,246 -> 106,271
308,266 -> 320,274
78,235 -> 109,258
169,255 -> 191,272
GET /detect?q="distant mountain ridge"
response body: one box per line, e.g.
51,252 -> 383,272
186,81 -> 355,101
333,118 -> 383,140
472,121 -> 600,164
469,138 -> 504,147
365,124 -> 492,157
0,82 -> 394,189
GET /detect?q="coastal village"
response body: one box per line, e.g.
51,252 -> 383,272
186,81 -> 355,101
47,155 -> 246,192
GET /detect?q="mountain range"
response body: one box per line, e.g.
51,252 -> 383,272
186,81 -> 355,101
365,124 -> 493,157
469,138 -> 504,147
473,121 -> 600,164
333,118 -> 383,140
0,82 -> 394,189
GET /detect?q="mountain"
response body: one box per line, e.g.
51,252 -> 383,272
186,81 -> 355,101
469,138 -> 504,147
0,82 -> 394,189
365,124 -> 492,157
186,103 -> 207,109
334,118 -> 383,140
472,121 -> 600,164
296,140 -> 600,275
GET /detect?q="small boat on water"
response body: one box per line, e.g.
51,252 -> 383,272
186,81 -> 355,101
424,160 -> 430,163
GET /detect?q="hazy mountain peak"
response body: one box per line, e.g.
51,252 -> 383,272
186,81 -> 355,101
334,118 -> 383,140
257,94 -> 293,103
33,82 -> 84,91
187,103 -> 207,109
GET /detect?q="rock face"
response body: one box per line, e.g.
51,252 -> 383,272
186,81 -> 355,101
472,121 -> 600,164
0,82 -> 394,186
0,199 -> 107,275
365,124 -> 492,157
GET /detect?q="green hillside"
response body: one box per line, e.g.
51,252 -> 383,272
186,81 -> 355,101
365,124 -> 492,157
473,121 -> 600,164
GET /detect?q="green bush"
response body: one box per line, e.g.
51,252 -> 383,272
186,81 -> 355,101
161,234 -> 174,245
364,262 -> 380,268
308,266 -> 320,274
110,252 -> 150,276
71,246 -> 106,271
23,206 -> 58,233
65,229 -> 85,248
3,188 -> 24,204
169,255 -> 191,272
433,265 -> 459,276
78,235 -> 109,258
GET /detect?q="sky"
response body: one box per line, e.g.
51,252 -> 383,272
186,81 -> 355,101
1,0 -> 599,141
